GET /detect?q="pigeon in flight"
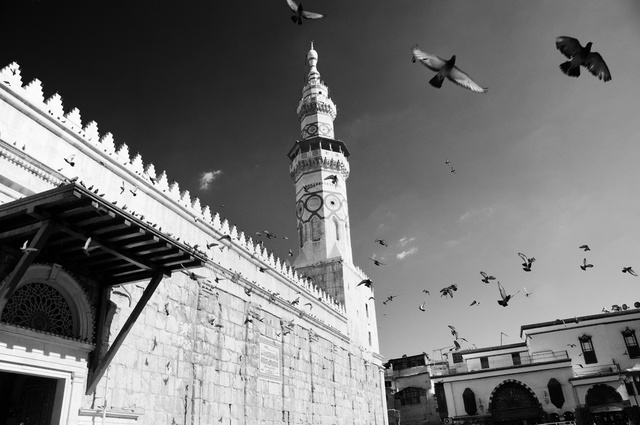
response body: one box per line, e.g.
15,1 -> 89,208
82,237 -> 95,255
480,271 -> 496,284
579,244 -> 591,251
470,300 -> 479,306
64,154 -> 76,166
286,0 -> 325,25
524,287 -> 532,297
180,264 -> 210,283
622,267 -> 638,277
418,302 -> 426,311
497,281 -> 519,307
369,257 -> 385,266
263,230 -> 277,239
555,37 -> 611,82
518,253 -> 535,272
324,174 -> 338,185
20,240 -> 38,253
580,258 -> 593,271
383,294 -> 399,305
375,239 -> 388,247
357,278 -> 373,288
411,45 -> 488,93
422,289 -> 430,295
440,284 -> 458,299
448,325 -> 458,339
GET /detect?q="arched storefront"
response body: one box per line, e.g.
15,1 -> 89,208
584,384 -> 629,425
489,380 -> 544,425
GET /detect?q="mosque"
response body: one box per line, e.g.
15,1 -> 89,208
0,45 -> 388,424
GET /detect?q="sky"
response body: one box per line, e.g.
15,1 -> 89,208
2,0 -> 640,361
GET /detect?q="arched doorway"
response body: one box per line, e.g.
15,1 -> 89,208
0,263 -> 94,425
586,384 -> 628,425
489,380 -> 543,425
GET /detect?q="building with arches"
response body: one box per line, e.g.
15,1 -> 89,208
0,45 -> 387,424
430,308 -> 640,425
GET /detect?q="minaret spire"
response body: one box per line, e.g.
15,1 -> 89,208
288,44 -> 352,274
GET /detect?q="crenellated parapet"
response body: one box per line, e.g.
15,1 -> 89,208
0,62 -> 348,319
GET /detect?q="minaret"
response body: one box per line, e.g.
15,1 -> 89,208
288,43 -> 353,275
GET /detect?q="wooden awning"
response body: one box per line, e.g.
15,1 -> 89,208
0,183 -> 205,287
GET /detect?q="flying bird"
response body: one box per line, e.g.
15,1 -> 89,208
579,244 -> 590,251
555,36 -> 611,82
263,230 -> 277,239
470,300 -> 479,306
480,271 -> 496,284
375,239 -> 388,247
450,166 -> 456,174
622,267 -> 638,277
411,45 -> 487,93
448,325 -> 458,339
440,284 -> 458,299
82,237 -> 95,255
368,257 -> 385,266
518,252 -> 535,272
286,0 -> 325,25
20,240 -> 38,253
382,294 -> 399,305
445,159 -> 451,166
524,287 -> 532,297
580,258 -> 593,271
180,265 -> 210,283
357,278 -> 373,288
422,289 -> 430,295
64,154 -> 76,166
418,302 -> 426,312
497,281 -> 519,307
452,340 -> 461,351
324,174 -> 338,185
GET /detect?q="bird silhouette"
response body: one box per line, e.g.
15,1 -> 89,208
382,294 -> 399,305
445,159 -> 451,166
622,267 -> 638,277
375,239 -> 388,247
411,45 -> 487,93
324,174 -> 338,185
64,154 -> 76,166
206,241 -> 219,249
579,244 -> 591,251
450,166 -> 456,174
524,287 -> 532,297
470,300 -> 479,306
180,264 -> 210,283
580,258 -> 593,271
263,230 -> 276,239
423,289 -> 430,295
555,37 -> 611,82
288,249 -> 294,257
120,181 -> 125,194
286,0 -> 325,25
419,302 -> 426,311
440,284 -> 458,298
448,325 -> 458,339
82,237 -> 95,255
244,287 -> 252,296
20,240 -> 38,253
480,271 -> 496,284
357,278 -> 373,288
518,252 -> 535,272
497,281 -> 519,307
368,257 -> 385,266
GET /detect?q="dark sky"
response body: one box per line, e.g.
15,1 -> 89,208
3,0 -> 640,360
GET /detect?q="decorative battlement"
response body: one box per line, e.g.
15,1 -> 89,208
0,62 -> 347,317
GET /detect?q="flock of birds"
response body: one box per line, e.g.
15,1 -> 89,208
357,237 -> 639,351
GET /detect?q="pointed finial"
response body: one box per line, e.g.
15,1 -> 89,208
310,40 -> 314,50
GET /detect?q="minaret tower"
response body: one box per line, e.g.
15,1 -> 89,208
288,43 -> 353,277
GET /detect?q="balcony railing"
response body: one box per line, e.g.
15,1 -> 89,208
573,363 -> 619,377
430,350 -> 570,376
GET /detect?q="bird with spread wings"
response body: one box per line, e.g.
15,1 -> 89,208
555,37 -> 611,82
411,45 -> 487,93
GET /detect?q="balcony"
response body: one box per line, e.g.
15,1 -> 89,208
431,350 -> 570,376
573,363 -> 620,378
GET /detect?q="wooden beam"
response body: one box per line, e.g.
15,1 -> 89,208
0,220 -> 57,301
86,271 -> 164,395
0,222 -> 43,242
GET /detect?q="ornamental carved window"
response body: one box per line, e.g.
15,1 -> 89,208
578,334 -> 598,364
622,328 -> 640,358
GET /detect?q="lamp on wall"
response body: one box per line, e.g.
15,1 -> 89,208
478,398 -> 484,413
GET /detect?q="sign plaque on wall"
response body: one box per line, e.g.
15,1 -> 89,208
259,337 -> 282,382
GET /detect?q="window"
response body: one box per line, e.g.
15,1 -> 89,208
480,357 -> 489,369
368,332 -> 372,346
365,303 -> 369,318
579,335 -> 598,364
333,217 -> 340,241
452,352 -> 463,364
512,352 -> 522,366
622,328 -> 640,358
395,388 -> 423,406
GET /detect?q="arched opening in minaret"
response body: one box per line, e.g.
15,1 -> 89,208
333,217 -> 340,241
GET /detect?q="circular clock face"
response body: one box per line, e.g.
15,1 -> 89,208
319,124 -> 330,135
326,194 -> 341,211
307,124 -> 318,135
305,195 -> 323,212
